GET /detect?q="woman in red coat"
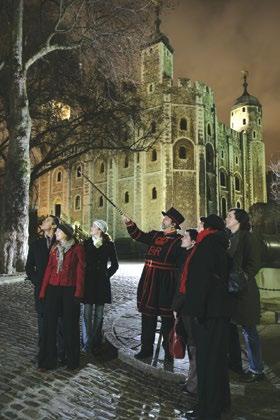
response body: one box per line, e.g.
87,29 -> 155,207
38,223 -> 85,371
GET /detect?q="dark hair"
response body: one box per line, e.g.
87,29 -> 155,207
200,216 -> 206,224
49,215 -> 60,227
185,228 -> 198,242
101,231 -> 112,243
229,208 -> 251,231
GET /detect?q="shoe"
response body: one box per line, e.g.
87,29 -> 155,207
242,371 -> 265,383
134,349 -> 153,360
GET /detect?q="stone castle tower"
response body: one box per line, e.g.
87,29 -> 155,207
35,19 -> 267,239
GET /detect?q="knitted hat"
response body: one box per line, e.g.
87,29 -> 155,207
57,223 -> 74,238
93,219 -> 108,233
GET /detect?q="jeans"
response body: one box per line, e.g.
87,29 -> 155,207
242,325 -> 263,374
82,304 -> 104,350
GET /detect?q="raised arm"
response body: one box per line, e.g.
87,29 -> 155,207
122,216 -> 157,245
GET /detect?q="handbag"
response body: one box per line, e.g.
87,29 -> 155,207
228,267 -> 248,294
169,318 -> 186,359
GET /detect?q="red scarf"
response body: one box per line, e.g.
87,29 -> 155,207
179,228 -> 218,294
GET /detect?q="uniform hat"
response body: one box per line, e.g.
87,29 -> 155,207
204,214 -> 225,231
93,219 -> 108,233
161,207 -> 185,229
57,222 -> 74,238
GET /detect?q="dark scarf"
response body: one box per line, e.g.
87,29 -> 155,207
179,228 -> 217,294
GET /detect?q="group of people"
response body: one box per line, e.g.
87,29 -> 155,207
26,217 -> 119,371
26,205 -> 263,420
123,207 -> 263,420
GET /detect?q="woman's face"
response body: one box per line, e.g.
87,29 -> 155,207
56,228 -> 68,242
225,210 -> 240,232
91,223 -> 101,237
181,232 -> 194,249
197,220 -> 204,233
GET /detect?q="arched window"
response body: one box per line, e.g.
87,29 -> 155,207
235,156 -> 239,165
221,150 -> 224,159
179,146 -> 187,159
99,196 -> 104,207
180,118 -> 187,131
242,107 -> 246,112
152,187 -> 157,200
124,154 -> 129,168
206,143 -> 214,172
221,197 -> 227,219
253,131 -> 256,139
235,176 -> 241,191
75,195 -> 81,210
100,162 -> 105,173
220,171 -> 227,187
137,152 -> 140,163
109,159 -> 113,169
76,165 -> 82,178
243,118 -> 246,125
124,191 -> 129,203
151,121 -> 156,134
151,149 -> 157,161
236,201 -> 241,209
207,123 -> 212,136
56,171 -> 62,183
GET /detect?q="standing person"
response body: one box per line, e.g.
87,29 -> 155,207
38,223 -> 85,371
173,228 -> 198,397
122,207 -> 185,360
226,208 -> 264,382
82,220 -> 119,353
25,216 -> 60,346
175,215 -> 232,420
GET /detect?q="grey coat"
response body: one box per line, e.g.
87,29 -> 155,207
229,230 -> 261,326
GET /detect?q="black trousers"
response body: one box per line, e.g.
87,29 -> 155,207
141,314 -> 174,352
193,317 -> 230,420
228,322 -> 243,371
39,285 -> 80,369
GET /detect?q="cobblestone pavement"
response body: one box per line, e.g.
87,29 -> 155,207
0,263 -> 280,419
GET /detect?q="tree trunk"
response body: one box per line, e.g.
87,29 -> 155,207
0,0 -> 31,273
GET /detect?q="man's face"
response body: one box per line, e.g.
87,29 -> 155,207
197,220 -> 204,232
161,215 -> 174,230
181,232 -> 194,249
225,210 -> 239,231
41,216 -> 56,232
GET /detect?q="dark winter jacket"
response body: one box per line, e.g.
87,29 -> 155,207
39,243 -> 85,299
172,231 -> 232,319
83,238 -> 119,304
25,236 -> 55,310
229,230 -> 261,326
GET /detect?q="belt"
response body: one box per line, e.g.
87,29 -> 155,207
144,260 -> 176,270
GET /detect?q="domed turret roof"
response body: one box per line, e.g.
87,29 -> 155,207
232,72 -> 261,108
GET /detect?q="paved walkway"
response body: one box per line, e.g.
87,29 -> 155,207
0,263 -> 280,419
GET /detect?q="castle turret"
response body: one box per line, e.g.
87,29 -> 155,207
141,7 -> 174,88
231,72 -> 267,206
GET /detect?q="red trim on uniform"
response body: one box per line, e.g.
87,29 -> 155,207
163,237 -> 181,263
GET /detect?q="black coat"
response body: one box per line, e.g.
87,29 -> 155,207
173,231 -> 232,319
229,230 -> 261,326
83,238 -> 119,304
25,236 -> 55,310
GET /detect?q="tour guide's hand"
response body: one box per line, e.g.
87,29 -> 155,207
122,215 -> 132,225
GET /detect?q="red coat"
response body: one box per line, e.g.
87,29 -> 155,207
39,243 -> 85,299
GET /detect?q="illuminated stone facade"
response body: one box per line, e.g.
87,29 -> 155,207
36,30 -> 267,238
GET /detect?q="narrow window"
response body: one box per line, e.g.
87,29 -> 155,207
76,165 -> 82,178
100,162 -> 105,173
57,171 -> 62,183
151,121 -> 156,134
152,187 -> 157,200
243,119 -> 246,125
109,159 -> 112,169
99,196 -> 104,207
221,197 -> 227,219
75,195 -> 81,210
180,118 -> 187,130
242,107 -> 246,112
207,123 -> 211,136
235,176 -> 241,191
137,152 -> 140,163
253,131 -> 256,139
236,156 -> 239,165
221,150 -> 224,159
55,204 -> 61,218
237,201 -> 241,209
124,155 -> 129,168
151,149 -> 157,161
220,171 -> 226,187
124,191 -> 129,203
179,146 -> 187,159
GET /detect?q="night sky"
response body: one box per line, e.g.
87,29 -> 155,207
162,0 -> 279,163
